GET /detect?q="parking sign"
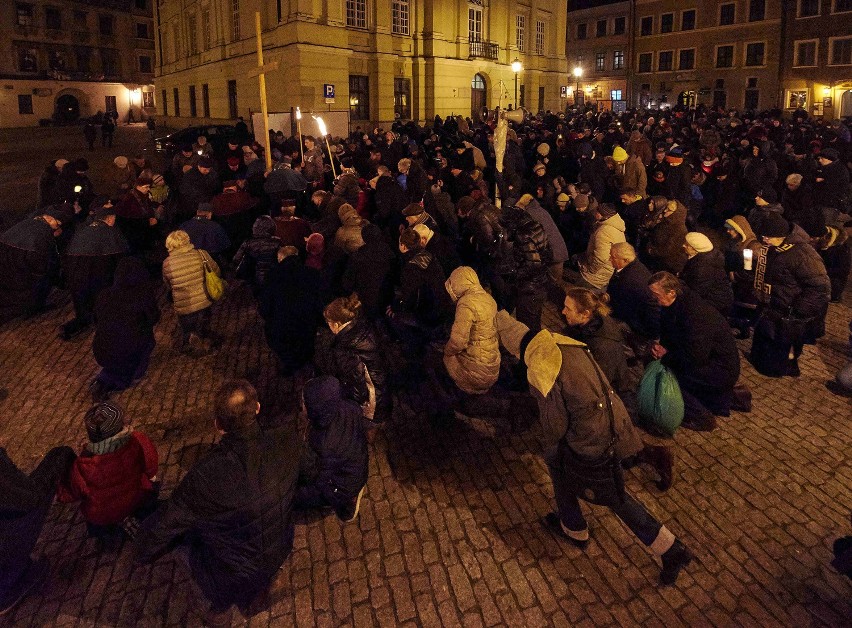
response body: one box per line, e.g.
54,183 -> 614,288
324,84 -> 335,99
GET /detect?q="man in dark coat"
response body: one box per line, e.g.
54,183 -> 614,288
211,181 -> 257,253
679,232 -> 734,316
398,158 -> 429,203
607,242 -> 660,342
179,203 -> 231,266
178,156 -> 221,221
50,158 -> 95,210
60,199 -> 129,340
813,148 -> 850,210
503,205 -> 553,332
295,376 -> 368,522
341,224 -> 395,319
371,166 -> 407,231
649,272 -> 741,431
136,380 -> 300,624
114,176 -> 161,254
0,207 -> 68,318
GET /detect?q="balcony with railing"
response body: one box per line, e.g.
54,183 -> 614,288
469,40 -> 499,60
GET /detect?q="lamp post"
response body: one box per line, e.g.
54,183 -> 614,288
573,66 -> 583,106
511,58 -> 522,109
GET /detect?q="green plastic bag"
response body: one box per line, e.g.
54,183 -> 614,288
637,360 -> 684,435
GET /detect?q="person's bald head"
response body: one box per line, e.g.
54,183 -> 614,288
214,379 -> 260,432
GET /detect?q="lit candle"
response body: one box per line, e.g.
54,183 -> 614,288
743,248 -> 753,270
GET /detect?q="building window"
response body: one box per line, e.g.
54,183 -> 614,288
661,13 -> 674,33
638,52 -> 652,73
99,15 -> 114,36
392,0 -> 409,35
596,19 -> 607,37
679,49 -> 695,70
18,48 -> 38,72
658,51 -> 673,71
745,87 -> 759,109
45,7 -> 62,30
794,40 -> 818,66
76,47 -> 91,72
101,48 -> 119,76
188,14 -> 198,55
173,87 -> 180,117
48,50 -> 67,71
640,16 -> 653,36
394,78 -> 411,119
613,50 -> 624,69
227,79 -> 238,118
231,0 -> 240,40
787,90 -> 807,108
516,15 -> 525,51
716,45 -> 734,68
713,81 -> 727,108
142,91 -> 154,108
468,7 -> 482,42
202,84 -> 210,117
577,23 -> 587,40
745,42 -> 765,66
202,8 -> 211,49
161,89 -> 167,116
611,89 -> 622,100
189,85 -> 197,117
834,0 -> 852,12
535,21 -> 545,55
139,55 -> 152,73
681,9 -> 696,30
103,95 -> 115,114
799,0 -> 820,16
347,0 -> 367,29
595,53 -> 605,71
613,16 -> 626,35
136,23 -> 149,39
719,3 -> 736,25
349,75 -> 369,120
73,10 -> 87,29
749,0 -> 765,21
19,95 -> 34,115
16,3 -> 35,26
538,86 -> 545,112
830,37 -> 852,64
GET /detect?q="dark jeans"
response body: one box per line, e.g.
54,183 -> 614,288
178,308 -> 212,345
0,447 -> 76,598
515,278 -> 547,333
294,481 -> 352,512
97,337 -> 155,390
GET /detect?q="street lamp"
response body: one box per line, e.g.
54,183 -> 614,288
573,66 -> 583,105
511,58 -> 522,109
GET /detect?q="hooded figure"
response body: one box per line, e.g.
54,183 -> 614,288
334,203 -> 367,254
295,376 -> 369,522
92,257 -> 160,395
443,267 -> 500,395
233,216 -> 281,290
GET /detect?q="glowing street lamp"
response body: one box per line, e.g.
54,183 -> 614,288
573,66 -> 583,105
511,58 -> 522,109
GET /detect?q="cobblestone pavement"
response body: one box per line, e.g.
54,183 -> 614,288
1,278 -> 850,628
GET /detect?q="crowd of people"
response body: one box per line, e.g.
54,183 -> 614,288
1,102 -> 850,622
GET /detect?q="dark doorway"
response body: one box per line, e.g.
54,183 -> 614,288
471,74 -> 486,121
677,90 -> 695,108
55,94 -> 80,123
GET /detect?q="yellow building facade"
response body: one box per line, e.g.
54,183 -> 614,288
154,0 -> 570,129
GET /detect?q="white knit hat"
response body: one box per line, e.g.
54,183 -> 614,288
685,232 -> 713,253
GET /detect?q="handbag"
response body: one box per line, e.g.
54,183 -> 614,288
558,352 -> 626,506
199,251 -> 225,301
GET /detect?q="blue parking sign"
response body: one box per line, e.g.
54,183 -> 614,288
324,84 -> 335,99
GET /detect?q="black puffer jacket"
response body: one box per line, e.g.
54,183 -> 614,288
759,234 -> 831,323
300,376 -> 369,497
680,250 -> 734,315
316,317 -> 392,423
341,224 -> 395,317
234,216 -> 281,289
504,207 -> 552,281
813,159 -> 850,209
396,249 -> 454,325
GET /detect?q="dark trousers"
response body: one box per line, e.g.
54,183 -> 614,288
178,308 -> 212,345
294,482 -> 351,512
515,278 -> 546,333
0,447 -> 76,599
97,337 -> 155,390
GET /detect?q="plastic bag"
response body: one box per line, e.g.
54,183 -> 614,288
637,360 -> 684,435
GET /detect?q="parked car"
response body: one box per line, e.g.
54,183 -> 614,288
154,124 -> 239,156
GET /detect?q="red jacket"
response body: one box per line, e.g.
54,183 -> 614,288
58,431 -> 158,526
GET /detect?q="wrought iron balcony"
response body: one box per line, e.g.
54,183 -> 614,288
469,40 -> 499,60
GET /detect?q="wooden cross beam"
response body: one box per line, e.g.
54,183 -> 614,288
253,12 -> 273,171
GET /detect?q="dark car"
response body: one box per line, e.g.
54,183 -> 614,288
154,124 -> 240,157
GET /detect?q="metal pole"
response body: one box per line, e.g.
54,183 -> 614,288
255,12 -> 272,172
514,73 -> 518,109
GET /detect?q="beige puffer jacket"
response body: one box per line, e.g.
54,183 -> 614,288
443,267 -> 500,394
334,204 -> 366,254
162,244 -> 219,315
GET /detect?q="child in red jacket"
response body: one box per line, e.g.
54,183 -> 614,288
58,401 -> 159,539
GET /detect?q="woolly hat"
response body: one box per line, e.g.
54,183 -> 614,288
556,193 -> 570,205
573,193 -> 590,210
533,161 -> 546,173
612,146 -> 628,163
596,203 -> 617,219
197,202 -> 214,214
113,156 -> 129,169
760,213 -> 790,238
55,158 -> 69,170
756,187 -> 778,204
685,232 -> 713,253
402,202 -> 424,217
135,174 -> 153,187
537,143 -> 551,156
84,401 -> 125,443
819,148 -> 839,162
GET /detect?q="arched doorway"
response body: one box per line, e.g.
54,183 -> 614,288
471,74 -> 487,121
55,94 -> 80,123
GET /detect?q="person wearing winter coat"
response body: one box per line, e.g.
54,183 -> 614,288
412,224 -> 462,279
295,376 -> 368,522
612,146 -> 647,199
504,204 -> 554,331
91,257 -> 159,399
178,203 -> 231,266
443,267 -> 500,395
747,187 -> 785,240
392,228 -> 454,331
342,224 -> 395,319
106,156 -> 135,199
233,216 -> 281,293
398,158 -> 429,203
648,273 -> 741,431
607,242 -> 661,343
162,230 -> 220,353
742,141 -> 778,198
301,136 -> 325,186
114,175 -> 161,254
574,203 -> 625,290
59,200 -> 129,340
495,310 -> 693,585
58,401 -> 158,537
177,156 -> 221,221
751,214 -> 832,377
723,216 -> 763,338
812,148 -> 849,210
317,294 -> 392,427
332,161 -> 362,207
516,194 -> 569,285
663,148 -> 693,207
37,159 -> 67,209
0,445 -> 76,615
136,380 -> 300,625
372,167 -> 408,231
259,247 -> 324,376
781,174 -> 814,226
211,181 -> 257,252
423,182 -> 460,242
679,232 -> 734,316
334,203 -> 367,254
640,197 -> 688,274
810,221 -> 851,303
